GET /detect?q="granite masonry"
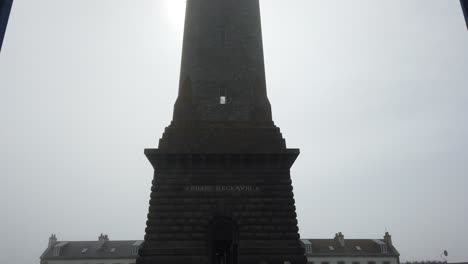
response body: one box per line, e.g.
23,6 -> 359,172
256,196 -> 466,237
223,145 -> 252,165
137,1 -> 306,264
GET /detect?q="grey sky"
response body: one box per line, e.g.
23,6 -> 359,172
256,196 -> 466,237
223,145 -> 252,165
1,1 -> 467,264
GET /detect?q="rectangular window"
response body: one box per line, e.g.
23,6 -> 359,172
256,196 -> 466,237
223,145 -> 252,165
381,245 -> 388,253
302,239 -> 312,254
53,247 -> 60,257
220,96 -> 226,104
219,87 -> 227,104
304,244 -> 312,254
132,246 -> 139,255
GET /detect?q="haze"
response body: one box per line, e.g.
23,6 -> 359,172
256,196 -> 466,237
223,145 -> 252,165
1,1 -> 467,264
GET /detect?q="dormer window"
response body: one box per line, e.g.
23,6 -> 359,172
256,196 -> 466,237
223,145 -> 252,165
53,247 -> 60,257
132,246 -> 139,255
381,244 -> 388,253
301,239 -> 312,254
132,241 -> 143,256
373,239 -> 389,253
52,242 -> 68,257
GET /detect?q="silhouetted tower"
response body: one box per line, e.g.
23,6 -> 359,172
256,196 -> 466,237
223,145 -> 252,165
0,0 -> 13,51
138,1 -> 306,264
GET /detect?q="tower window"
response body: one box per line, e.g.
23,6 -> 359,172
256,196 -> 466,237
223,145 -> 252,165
219,87 -> 227,105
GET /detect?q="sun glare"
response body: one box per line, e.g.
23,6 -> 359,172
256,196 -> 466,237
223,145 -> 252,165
165,0 -> 186,30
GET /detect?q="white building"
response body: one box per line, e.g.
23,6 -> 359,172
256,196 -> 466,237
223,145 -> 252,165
40,232 -> 400,264
301,232 -> 400,264
40,234 -> 142,264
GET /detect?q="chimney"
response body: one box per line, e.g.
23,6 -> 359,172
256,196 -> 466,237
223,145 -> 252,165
48,234 -> 57,248
384,232 -> 392,246
98,233 -> 109,242
97,233 -> 109,250
334,232 -> 345,247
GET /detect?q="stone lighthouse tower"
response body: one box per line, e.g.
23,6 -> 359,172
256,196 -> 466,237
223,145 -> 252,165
138,1 -> 306,264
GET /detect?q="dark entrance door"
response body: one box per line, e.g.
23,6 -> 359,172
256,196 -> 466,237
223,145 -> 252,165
211,218 -> 238,264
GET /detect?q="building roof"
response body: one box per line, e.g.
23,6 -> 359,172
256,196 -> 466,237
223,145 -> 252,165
41,238 -> 143,260
300,236 -> 400,257
41,233 -> 400,260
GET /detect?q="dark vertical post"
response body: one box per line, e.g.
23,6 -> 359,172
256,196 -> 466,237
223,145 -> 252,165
0,0 -> 13,51
461,0 -> 468,29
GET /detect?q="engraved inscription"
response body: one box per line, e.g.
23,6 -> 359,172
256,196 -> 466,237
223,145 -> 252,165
185,185 -> 260,192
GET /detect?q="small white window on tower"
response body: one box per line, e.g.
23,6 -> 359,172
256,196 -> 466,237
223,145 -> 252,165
219,87 -> 227,105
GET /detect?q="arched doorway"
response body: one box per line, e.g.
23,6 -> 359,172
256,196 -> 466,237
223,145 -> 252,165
210,217 -> 238,264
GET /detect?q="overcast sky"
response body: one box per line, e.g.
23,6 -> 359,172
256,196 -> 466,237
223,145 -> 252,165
1,1 -> 467,264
